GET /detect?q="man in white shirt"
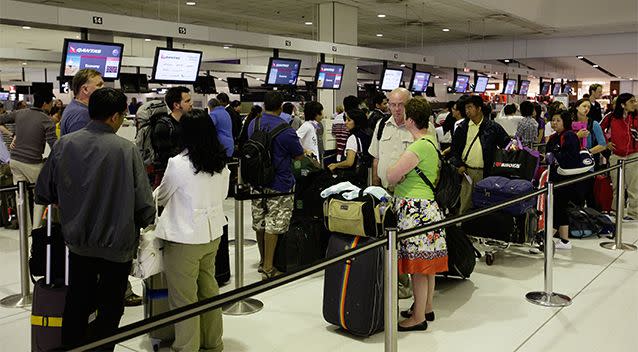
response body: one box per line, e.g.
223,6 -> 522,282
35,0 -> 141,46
494,103 -> 524,137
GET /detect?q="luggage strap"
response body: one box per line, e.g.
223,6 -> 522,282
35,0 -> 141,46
31,315 -> 62,327
339,236 -> 360,331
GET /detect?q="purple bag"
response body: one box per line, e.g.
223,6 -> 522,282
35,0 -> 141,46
472,176 -> 535,215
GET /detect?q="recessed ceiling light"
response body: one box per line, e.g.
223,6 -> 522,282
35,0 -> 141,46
592,64 -> 599,68
223,45 -> 231,49
577,55 -> 584,59
442,28 -> 450,32
504,59 -> 510,63
185,1 -> 196,5
21,62 -> 27,65
144,38 -> 151,42
377,14 -> 386,18
434,75 -> 441,79
400,64 -> 406,67
376,33 -> 383,37
304,21 -> 313,25
22,26 -> 31,30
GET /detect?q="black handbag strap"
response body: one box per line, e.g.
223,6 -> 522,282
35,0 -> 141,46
413,138 -> 439,192
463,130 -> 481,163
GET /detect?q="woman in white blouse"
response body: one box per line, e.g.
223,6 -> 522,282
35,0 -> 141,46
296,101 -> 324,161
154,109 -> 229,352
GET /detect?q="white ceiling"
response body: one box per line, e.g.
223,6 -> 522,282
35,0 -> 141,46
1,0 -> 637,82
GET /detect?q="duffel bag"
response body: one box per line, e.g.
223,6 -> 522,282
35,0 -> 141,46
472,176 -> 535,216
323,191 -> 386,238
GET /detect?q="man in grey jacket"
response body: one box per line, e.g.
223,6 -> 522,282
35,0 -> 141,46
35,88 -> 155,351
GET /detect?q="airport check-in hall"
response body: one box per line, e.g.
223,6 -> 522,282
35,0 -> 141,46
0,0 -> 637,351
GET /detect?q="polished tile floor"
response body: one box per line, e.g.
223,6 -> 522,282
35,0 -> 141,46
0,199 -> 636,352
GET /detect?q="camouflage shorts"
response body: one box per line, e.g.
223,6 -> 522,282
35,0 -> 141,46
251,188 -> 294,234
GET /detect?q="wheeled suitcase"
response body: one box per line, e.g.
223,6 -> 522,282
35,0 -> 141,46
214,222 -> 230,285
274,215 -> 328,273
594,175 -> 613,212
473,176 -> 535,215
322,234 -> 384,337
143,273 -> 175,350
31,205 -> 68,352
439,225 -> 478,279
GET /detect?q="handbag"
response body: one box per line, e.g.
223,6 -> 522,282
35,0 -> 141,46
491,138 -> 540,180
557,150 -> 595,176
131,198 -> 163,279
323,191 -> 388,238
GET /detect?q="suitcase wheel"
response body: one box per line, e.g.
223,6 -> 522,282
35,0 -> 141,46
485,253 -> 495,266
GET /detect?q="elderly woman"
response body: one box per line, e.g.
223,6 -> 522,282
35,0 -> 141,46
386,98 -> 448,332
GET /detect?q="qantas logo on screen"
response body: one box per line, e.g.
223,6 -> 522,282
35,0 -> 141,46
69,46 -> 103,54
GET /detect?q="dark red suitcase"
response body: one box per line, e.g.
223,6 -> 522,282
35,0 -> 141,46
594,175 -> 613,212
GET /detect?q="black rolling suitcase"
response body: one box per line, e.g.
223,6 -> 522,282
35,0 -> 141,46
214,222 -> 230,285
31,205 -> 68,352
322,234 -> 384,337
274,215 -> 328,273
439,225 -> 479,279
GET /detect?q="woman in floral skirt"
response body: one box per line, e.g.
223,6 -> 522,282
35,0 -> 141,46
387,97 -> 448,332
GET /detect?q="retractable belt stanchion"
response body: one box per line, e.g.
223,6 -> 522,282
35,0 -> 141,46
367,167 -> 374,187
601,159 -> 637,251
384,227 -> 398,352
228,160 -> 256,247
222,161 -> 263,315
526,181 -> 571,307
1,181 -> 33,308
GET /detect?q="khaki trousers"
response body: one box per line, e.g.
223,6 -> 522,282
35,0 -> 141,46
9,159 -> 44,234
163,238 -> 223,352
610,154 -> 638,218
459,168 -> 485,214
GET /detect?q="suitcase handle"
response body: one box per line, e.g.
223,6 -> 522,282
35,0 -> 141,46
44,204 -> 69,286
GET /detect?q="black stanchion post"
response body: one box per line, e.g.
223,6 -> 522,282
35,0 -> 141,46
223,160 -> 264,315
0,181 -> 32,308
229,160 -> 256,247
384,227 -> 398,352
525,181 -> 572,307
601,159 -> 637,251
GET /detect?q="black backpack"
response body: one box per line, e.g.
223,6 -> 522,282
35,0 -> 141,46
413,138 -> 461,211
376,116 -> 391,140
240,117 -> 290,188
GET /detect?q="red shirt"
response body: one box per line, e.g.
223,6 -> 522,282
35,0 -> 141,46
601,113 -> 638,157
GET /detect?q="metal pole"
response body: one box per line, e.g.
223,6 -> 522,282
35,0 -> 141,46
229,160 -> 256,247
601,159 -> 637,251
223,161 -> 263,315
384,227 -> 398,352
368,166 -> 374,187
525,181 -> 571,307
1,181 -> 33,308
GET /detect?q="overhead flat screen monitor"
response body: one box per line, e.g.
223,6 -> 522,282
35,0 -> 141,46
193,76 -> 217,94
227,77 -> 248,94
151,48 -> 202,83
518,80 -> 530,96
265,57 -> 302,86
138,74 -> 150,93
409,71 -> 431,93
315,62 -> 344,90
60,39 -> 124,80
540,81 -> 551,96
0,92 -> 8,100
474,76 -> 489,93
552,82 -> 562,95
31,82 -> 54,95
454,74 -> 470,93
119,73 -> 139,93
563,82 -> 573,95
503,79 -> 517,95
380,68 -> 404,91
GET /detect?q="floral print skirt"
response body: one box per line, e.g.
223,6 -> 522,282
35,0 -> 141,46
394,197 -> 448,275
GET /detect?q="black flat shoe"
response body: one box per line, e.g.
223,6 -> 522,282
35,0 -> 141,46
398,320 -> 428,332
425,311 -> 435,322
400,305 -> 435,322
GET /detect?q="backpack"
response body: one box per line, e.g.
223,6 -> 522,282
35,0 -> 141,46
375,116 -> 391,140
413,138 -> 461,211
240,117 -> 291,188
134,100 -> 171,167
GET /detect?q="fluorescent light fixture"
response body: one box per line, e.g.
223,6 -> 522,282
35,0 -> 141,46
504,59 -> 510,63
304,21 -> 313,25
577,55 -> 584,59
442,28 -> 450,32
185,1 -> 196,5
400,64 -> 406,67
377,14 -> 386,18
376,33 -> 383,37
22,26 -> 31,30
223,46 -> 231,49
21,62 -> 27,65
144,38 -> 151,42
592,64 -> 599,68
434,75 -> 441,79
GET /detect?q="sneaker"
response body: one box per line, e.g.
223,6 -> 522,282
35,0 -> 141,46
623,216 -> 637,223
261,267 -> 283,280
555,240 -> 572,250
528,247 -> 542,254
